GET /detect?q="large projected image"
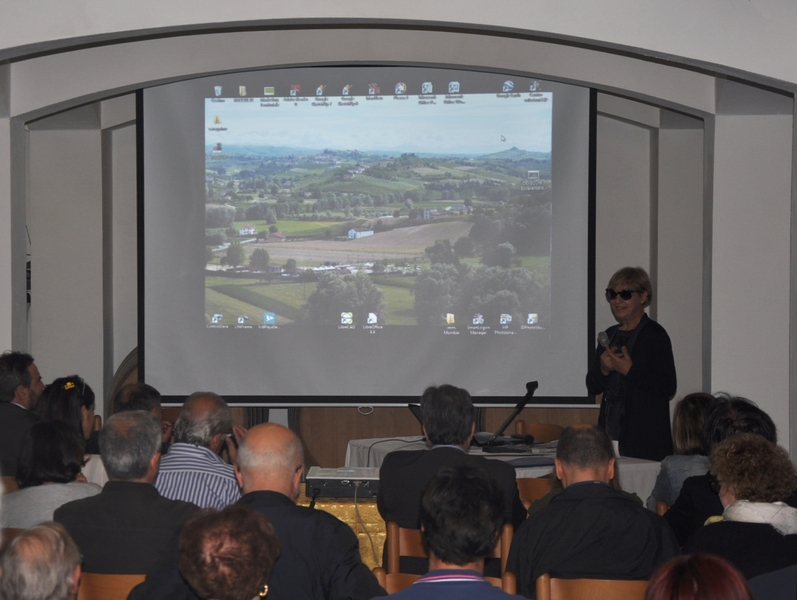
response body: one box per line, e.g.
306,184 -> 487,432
204,84 -> 552,333
143,67 -> 591,402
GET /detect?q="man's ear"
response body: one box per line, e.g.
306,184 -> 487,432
234,463 -> 245,489
554,458 -> 564,483
70,564 -> 81,598
149,452 -> 161,478
606,457 -> 616,482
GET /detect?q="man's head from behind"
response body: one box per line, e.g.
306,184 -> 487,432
419,464 -> 504,568
0,351 -> 44,409
99,410 -> 161,482
703,394 -> 777,454
235,423 -> 304,498
420,385 -> 475,447
173,392 -> 232,453
178,504 -> 281,600
112,382 -> 162,418
0,522 -> 81,600
555,424 -> 615,487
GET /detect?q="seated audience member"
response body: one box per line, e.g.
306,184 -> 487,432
378,385 -> 526,572
384,464 -> 525,599
112,382 -> 173,449
0,351 -> 44,476
506,424 -> 679,600
54,410 -> 198,574
130,423 -> 384,600
686,433 -> 797,579
37,375 -> 99,454
178,504 -> 281,600
0,522 -> 82,600
647,392 -> 718,510
155,392 -> 241,509
1,421 -> 100,528
663,395 -> 787,546
645,554 -> 754,600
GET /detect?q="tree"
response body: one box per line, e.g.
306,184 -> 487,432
250,248 -> 270,271
205,246 -> 214,265
425,239 -> 458,266
285,258 -> 297,273
269,224 -> 279,233
453,236 -> 475,258
413,263 -> 460,326
226,241 -> 245,268
305,272 -> 386,325
265,208 -> 278,224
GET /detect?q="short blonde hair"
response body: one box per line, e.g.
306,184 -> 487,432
608,266 -> 652,307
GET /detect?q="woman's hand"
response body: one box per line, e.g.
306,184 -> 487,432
605,345 -> 633,376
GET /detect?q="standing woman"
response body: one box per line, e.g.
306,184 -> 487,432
586,267 -> 677,460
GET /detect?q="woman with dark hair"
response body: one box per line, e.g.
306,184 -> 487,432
586,266 -> 677,460
686,433 -> 797,579
646,392 -> 718,510
646,554 -> 753,600
0,421 -> 100,528
37,375 -> 98,453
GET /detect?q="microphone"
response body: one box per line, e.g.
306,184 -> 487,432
598,331 -> 610,348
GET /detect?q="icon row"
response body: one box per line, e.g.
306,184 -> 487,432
447,313 -> 538,325
213,80 -> 541,98
340,312 -> 379,325
210,312 -> 276,324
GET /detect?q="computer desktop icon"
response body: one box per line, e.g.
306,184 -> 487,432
263,312 -> 276,325
472,313 -> 484,325
448,81 -> 460,94
500,314 -> 512,325
421,82 -> 433,94
367,313 -> 378,324
527,313 -> 538,325
341,312 -> 353,325
446,313 -> 455,325
211,314 -> 223,324
502,80 -> 514,92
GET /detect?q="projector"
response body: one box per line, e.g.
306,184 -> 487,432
305,467 -> 380,499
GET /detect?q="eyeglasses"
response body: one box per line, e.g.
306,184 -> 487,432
605,289 -> 638,301
709,474 -> 724,495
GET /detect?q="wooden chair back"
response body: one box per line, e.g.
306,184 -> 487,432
655,501 -> 668,516
386,521 -> 513,574
374,567 -> 517,594
516,477 -> 554,511
514,421 -> 564,443
2,475 -> 18,493
536,573 -> 649,600
77,573 -> 146,600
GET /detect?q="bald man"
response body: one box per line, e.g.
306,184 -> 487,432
130,423 -> 385,600
506,425 -> 679,599
154,392 -> 241,509
235,423 -> 385,600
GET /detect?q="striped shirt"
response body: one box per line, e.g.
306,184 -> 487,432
154,443 -> 241,509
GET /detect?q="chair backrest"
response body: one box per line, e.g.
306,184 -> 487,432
375,567 -> 517,594
655,501 -> 668,516
536,573 -> 649,600
514,421 -> 565,443
2,475 -> 18,493
77,573 -> 146,600
517,477 -> 554,510
386,521 -> 513,574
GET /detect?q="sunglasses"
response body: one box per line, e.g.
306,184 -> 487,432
605,288 -> 638,301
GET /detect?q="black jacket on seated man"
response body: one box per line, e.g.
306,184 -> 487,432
506,425 -> 679,600
54,481 -> 197,573
54,410 -> 198,574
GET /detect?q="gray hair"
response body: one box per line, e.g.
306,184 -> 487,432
238,430 -> 304,475
173,392 -> 232,447
99,411 -> 161,480
0,522 -> 80,600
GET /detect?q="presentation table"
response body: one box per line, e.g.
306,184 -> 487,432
345,436 -> 662,502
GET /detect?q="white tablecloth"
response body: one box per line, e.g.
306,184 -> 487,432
345,436 -> 661,502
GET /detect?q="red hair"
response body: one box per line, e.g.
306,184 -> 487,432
646,554 -> 753,600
